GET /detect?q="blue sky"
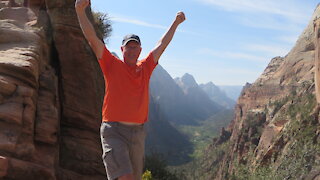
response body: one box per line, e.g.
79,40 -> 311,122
91,0 -> 319,86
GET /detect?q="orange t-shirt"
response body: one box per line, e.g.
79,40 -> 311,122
98,47 -> 157,123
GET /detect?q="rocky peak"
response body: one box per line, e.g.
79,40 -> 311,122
200,82 -> 236,109
150,67 -> 223,125
200,82 -> 220,92
175,73 -> 198,90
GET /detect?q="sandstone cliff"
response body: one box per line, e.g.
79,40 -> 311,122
0,1 -> 106,179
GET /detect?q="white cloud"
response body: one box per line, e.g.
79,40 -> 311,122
195,0 -> 315,35
238,15 -> 302,32
243,44 -> 290,57
196,0 -> 310,24
111,16 -> 201,36
277,35 -> 299,44
198,48 -> 268,62
111,16 -> 167,30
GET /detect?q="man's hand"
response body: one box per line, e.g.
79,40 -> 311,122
151,11 -> 186,63
175,11 -> 186,25
75,0 -> 90,12
75,0 -> 104,60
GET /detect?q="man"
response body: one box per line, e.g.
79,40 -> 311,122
75,0 -> 185,179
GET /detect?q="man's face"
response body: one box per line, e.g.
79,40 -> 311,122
121,41 -> 142,65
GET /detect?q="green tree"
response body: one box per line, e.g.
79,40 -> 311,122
142,170 -> 152,180
92,11 -> 112,41
144,153 -> 180,180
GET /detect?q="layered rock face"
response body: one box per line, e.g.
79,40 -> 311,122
194,4 -> 320,180
0,0 -> 105,179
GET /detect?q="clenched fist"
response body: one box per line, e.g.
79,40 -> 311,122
175,11 -> 186,25
75,0 -> 90,12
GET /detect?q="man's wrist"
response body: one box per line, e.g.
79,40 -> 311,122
75,5 -> 87,13
76,8 -> 86,16
173,20 -> 180,27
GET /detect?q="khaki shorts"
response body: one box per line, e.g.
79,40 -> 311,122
100,122 -> 146,180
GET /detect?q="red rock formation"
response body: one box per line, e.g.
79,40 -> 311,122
0,0 -> 105,179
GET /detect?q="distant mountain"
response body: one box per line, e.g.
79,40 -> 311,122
150,66 -> 224,125
174,73 -> 224,123
218,85 -> 243,101
146,97 -> 193,165
149,66 -> 192,125
200,82 -> 236,109
175,73 -> 198,91
148,66 -> 228,165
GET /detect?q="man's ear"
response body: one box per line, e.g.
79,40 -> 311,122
121,46 -> 124,52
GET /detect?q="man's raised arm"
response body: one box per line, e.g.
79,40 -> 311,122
151,11 -> 186,63
75,0 -> 104,59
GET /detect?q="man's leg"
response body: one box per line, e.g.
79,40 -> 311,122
112,123 -> 146,180
129,126 -> 146,180
100,122 -> 133,180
